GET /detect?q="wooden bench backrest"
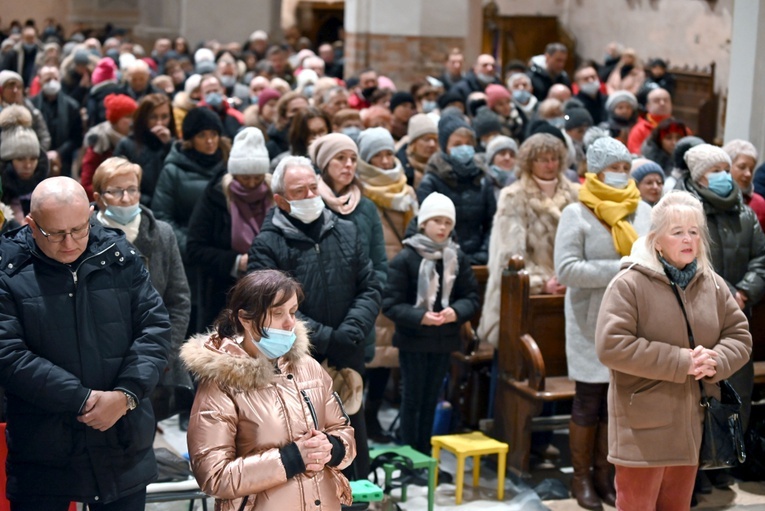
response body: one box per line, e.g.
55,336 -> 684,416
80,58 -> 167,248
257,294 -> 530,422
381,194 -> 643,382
669,63 -> 717,143
497,255 -> 566,387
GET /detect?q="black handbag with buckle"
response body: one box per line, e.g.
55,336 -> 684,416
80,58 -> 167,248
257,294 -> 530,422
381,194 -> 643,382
671,283 -> 746,470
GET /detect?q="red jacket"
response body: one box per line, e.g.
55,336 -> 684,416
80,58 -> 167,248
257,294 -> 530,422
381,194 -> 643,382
745,191 -> 765,228
627,114 -> 668,154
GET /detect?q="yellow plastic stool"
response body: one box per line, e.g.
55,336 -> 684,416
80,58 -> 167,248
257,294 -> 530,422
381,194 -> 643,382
430,431 -> 508,504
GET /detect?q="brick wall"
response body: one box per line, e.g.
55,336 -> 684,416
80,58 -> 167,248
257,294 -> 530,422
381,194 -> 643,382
345,32 -> 465,89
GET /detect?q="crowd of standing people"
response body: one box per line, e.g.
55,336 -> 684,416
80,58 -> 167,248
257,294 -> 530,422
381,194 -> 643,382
0,16 -> 763,511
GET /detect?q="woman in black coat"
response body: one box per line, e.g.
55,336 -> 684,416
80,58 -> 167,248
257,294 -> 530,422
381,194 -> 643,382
186,128 -> 273,329
416,113 -> 496,265
114,93 -> 177,206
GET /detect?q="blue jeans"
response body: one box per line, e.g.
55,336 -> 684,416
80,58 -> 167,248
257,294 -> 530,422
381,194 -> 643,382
11,489 -> 146,511
399,351 -> 451,455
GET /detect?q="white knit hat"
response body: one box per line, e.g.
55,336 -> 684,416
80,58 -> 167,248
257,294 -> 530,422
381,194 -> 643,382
684,144 -> 732,183
407,113 -> 437,142
228,127 -> 270,175
418,192 -> 456,228
184,74 -> 202,96
0,70 -> 23,88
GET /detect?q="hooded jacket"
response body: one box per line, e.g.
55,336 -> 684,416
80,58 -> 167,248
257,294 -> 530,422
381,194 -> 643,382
595,237 -> 751,467
416,152 -> 496,265
247,208 -> 381,374
182,322 -> 355,511
0,222 -> 171,502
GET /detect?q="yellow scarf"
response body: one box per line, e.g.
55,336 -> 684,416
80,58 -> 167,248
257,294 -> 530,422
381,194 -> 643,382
357,159 -> 418,227
579,173 -> 641,257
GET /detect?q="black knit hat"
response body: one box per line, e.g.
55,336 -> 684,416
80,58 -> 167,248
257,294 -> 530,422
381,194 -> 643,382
528,119 -> 566,145
437,89 -> 465,111
389,91 -> 415,112
672,136 -> 705,171
182,107 -> 223,141
564,107 -> 594,131
472,107 -> 502,139
438,112 -> 473,152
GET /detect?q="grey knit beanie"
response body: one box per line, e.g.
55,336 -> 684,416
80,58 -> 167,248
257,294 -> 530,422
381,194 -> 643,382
357,127 -> 395,163
586,137 -> 632,173
0,105 -> 40,161
485,135 -> 518,166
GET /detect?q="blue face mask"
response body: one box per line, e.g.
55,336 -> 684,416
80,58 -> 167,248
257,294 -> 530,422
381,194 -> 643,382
251,327 -> 296,359
512,89 -> 532,104
707,171 -> 733,197
205,92 -> 224,109
449,144 -> 475,164
603,171 -> 630,189
250,95 -> 259,105
104,203 -> 141,225
341,126 -> 362,144
422,100 -> 437,114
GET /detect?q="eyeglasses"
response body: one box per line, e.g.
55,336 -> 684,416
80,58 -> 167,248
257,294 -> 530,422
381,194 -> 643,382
103,187 -> 140,199
534,157 -> 560,165
34,220 -> 90,243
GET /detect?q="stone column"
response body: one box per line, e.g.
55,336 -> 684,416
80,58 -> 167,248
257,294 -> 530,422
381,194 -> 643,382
724,0 -> 765,154
344,0 -> 483,88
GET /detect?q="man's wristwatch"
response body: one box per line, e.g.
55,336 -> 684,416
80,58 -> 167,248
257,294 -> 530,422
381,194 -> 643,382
121,391 -> 137,411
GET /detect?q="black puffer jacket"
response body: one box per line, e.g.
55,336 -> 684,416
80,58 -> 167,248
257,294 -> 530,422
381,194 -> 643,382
0,223 -> 171,503
416,152 -> 496,265
151,141 -> 225,258
679,177 -> 765,308
114,133 -> 174,207
383,244 -> 479,353
247,208 -> 381,374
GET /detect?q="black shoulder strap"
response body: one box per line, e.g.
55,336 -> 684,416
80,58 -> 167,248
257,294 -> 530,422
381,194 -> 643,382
669,282 -> 708,402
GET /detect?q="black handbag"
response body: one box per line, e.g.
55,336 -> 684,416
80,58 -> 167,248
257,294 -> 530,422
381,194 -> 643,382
671,283 -> 747,470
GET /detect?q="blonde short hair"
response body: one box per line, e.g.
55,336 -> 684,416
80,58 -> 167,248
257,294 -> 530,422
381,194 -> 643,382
645,191 -> 711,272
92,156 -> 143,194
516,133 -> 568,178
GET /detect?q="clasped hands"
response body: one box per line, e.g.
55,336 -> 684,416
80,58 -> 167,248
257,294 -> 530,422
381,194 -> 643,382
421,307 -> 457,326
296,429 -> 333,474
687,345 -> 718,380
77,390 -> 128,431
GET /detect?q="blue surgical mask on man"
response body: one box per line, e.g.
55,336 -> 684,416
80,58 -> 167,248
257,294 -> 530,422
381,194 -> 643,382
512,89 -> 532,105
449,144 -> 475,165
205,92 -> 224,109
250,327 -> 296,359
706,171 -> 733,197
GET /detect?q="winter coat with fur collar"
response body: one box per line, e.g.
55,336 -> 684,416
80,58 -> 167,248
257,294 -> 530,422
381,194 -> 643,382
595,237 -> 751,467
182,321 -> 356,511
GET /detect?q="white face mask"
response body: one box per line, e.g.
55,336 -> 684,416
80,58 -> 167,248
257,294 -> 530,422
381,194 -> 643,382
42,79 -> 61,96
603,171 -> 630,189
287,196 -> 325,224
219,75 -> 236,88
579,80 -> 600,96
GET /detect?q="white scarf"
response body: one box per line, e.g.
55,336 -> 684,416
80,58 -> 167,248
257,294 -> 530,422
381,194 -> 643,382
97,210 -> 141,243
403,233 -> 459,311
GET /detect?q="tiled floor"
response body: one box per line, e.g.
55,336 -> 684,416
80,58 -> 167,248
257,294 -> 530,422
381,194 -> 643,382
150,409 -> 765,511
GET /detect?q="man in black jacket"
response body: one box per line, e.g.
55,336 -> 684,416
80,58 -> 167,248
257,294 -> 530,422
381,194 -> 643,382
0,177 -> 171,510
247,155 -> 381,481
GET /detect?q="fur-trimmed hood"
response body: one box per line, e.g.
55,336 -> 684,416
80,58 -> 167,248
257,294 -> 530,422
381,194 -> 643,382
181,320 -> 312,391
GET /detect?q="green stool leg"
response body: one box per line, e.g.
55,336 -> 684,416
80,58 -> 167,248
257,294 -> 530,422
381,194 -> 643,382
427,458 -> 437,511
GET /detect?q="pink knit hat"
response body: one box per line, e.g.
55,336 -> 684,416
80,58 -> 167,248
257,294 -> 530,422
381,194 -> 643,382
485,84 -> 511,109
91,58 -> 117,85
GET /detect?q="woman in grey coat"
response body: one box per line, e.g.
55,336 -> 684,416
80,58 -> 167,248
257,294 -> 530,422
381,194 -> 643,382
92,156 -> 192,420
554,137 -> 651,510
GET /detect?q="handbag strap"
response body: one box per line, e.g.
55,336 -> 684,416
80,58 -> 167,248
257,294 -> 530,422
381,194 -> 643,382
669,282 -> 709,404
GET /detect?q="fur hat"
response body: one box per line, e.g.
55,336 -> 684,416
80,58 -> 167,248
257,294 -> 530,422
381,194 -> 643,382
418,192 -> 456,228
182,106 -> 223,141
684,144 -> 732,183
0,105 -> 40,161
309,133 -> 358,172
407,113 -> 437,142
357,127 -> 395,163
605,90 -> 638,113
485,135 -> 518,166
438,112 -> 473,152
104,94 -> 138,124
630,158 -> 665,184
586,137 -> 632,173
228,127 -> 269,175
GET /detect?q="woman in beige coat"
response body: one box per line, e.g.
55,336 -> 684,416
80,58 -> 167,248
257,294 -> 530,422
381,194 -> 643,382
596,191 -> 751,510
183,270 -> 356,511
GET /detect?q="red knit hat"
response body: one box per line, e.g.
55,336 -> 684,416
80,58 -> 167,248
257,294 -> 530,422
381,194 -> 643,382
104,94 -> 138,124
484,84 -> 511,109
